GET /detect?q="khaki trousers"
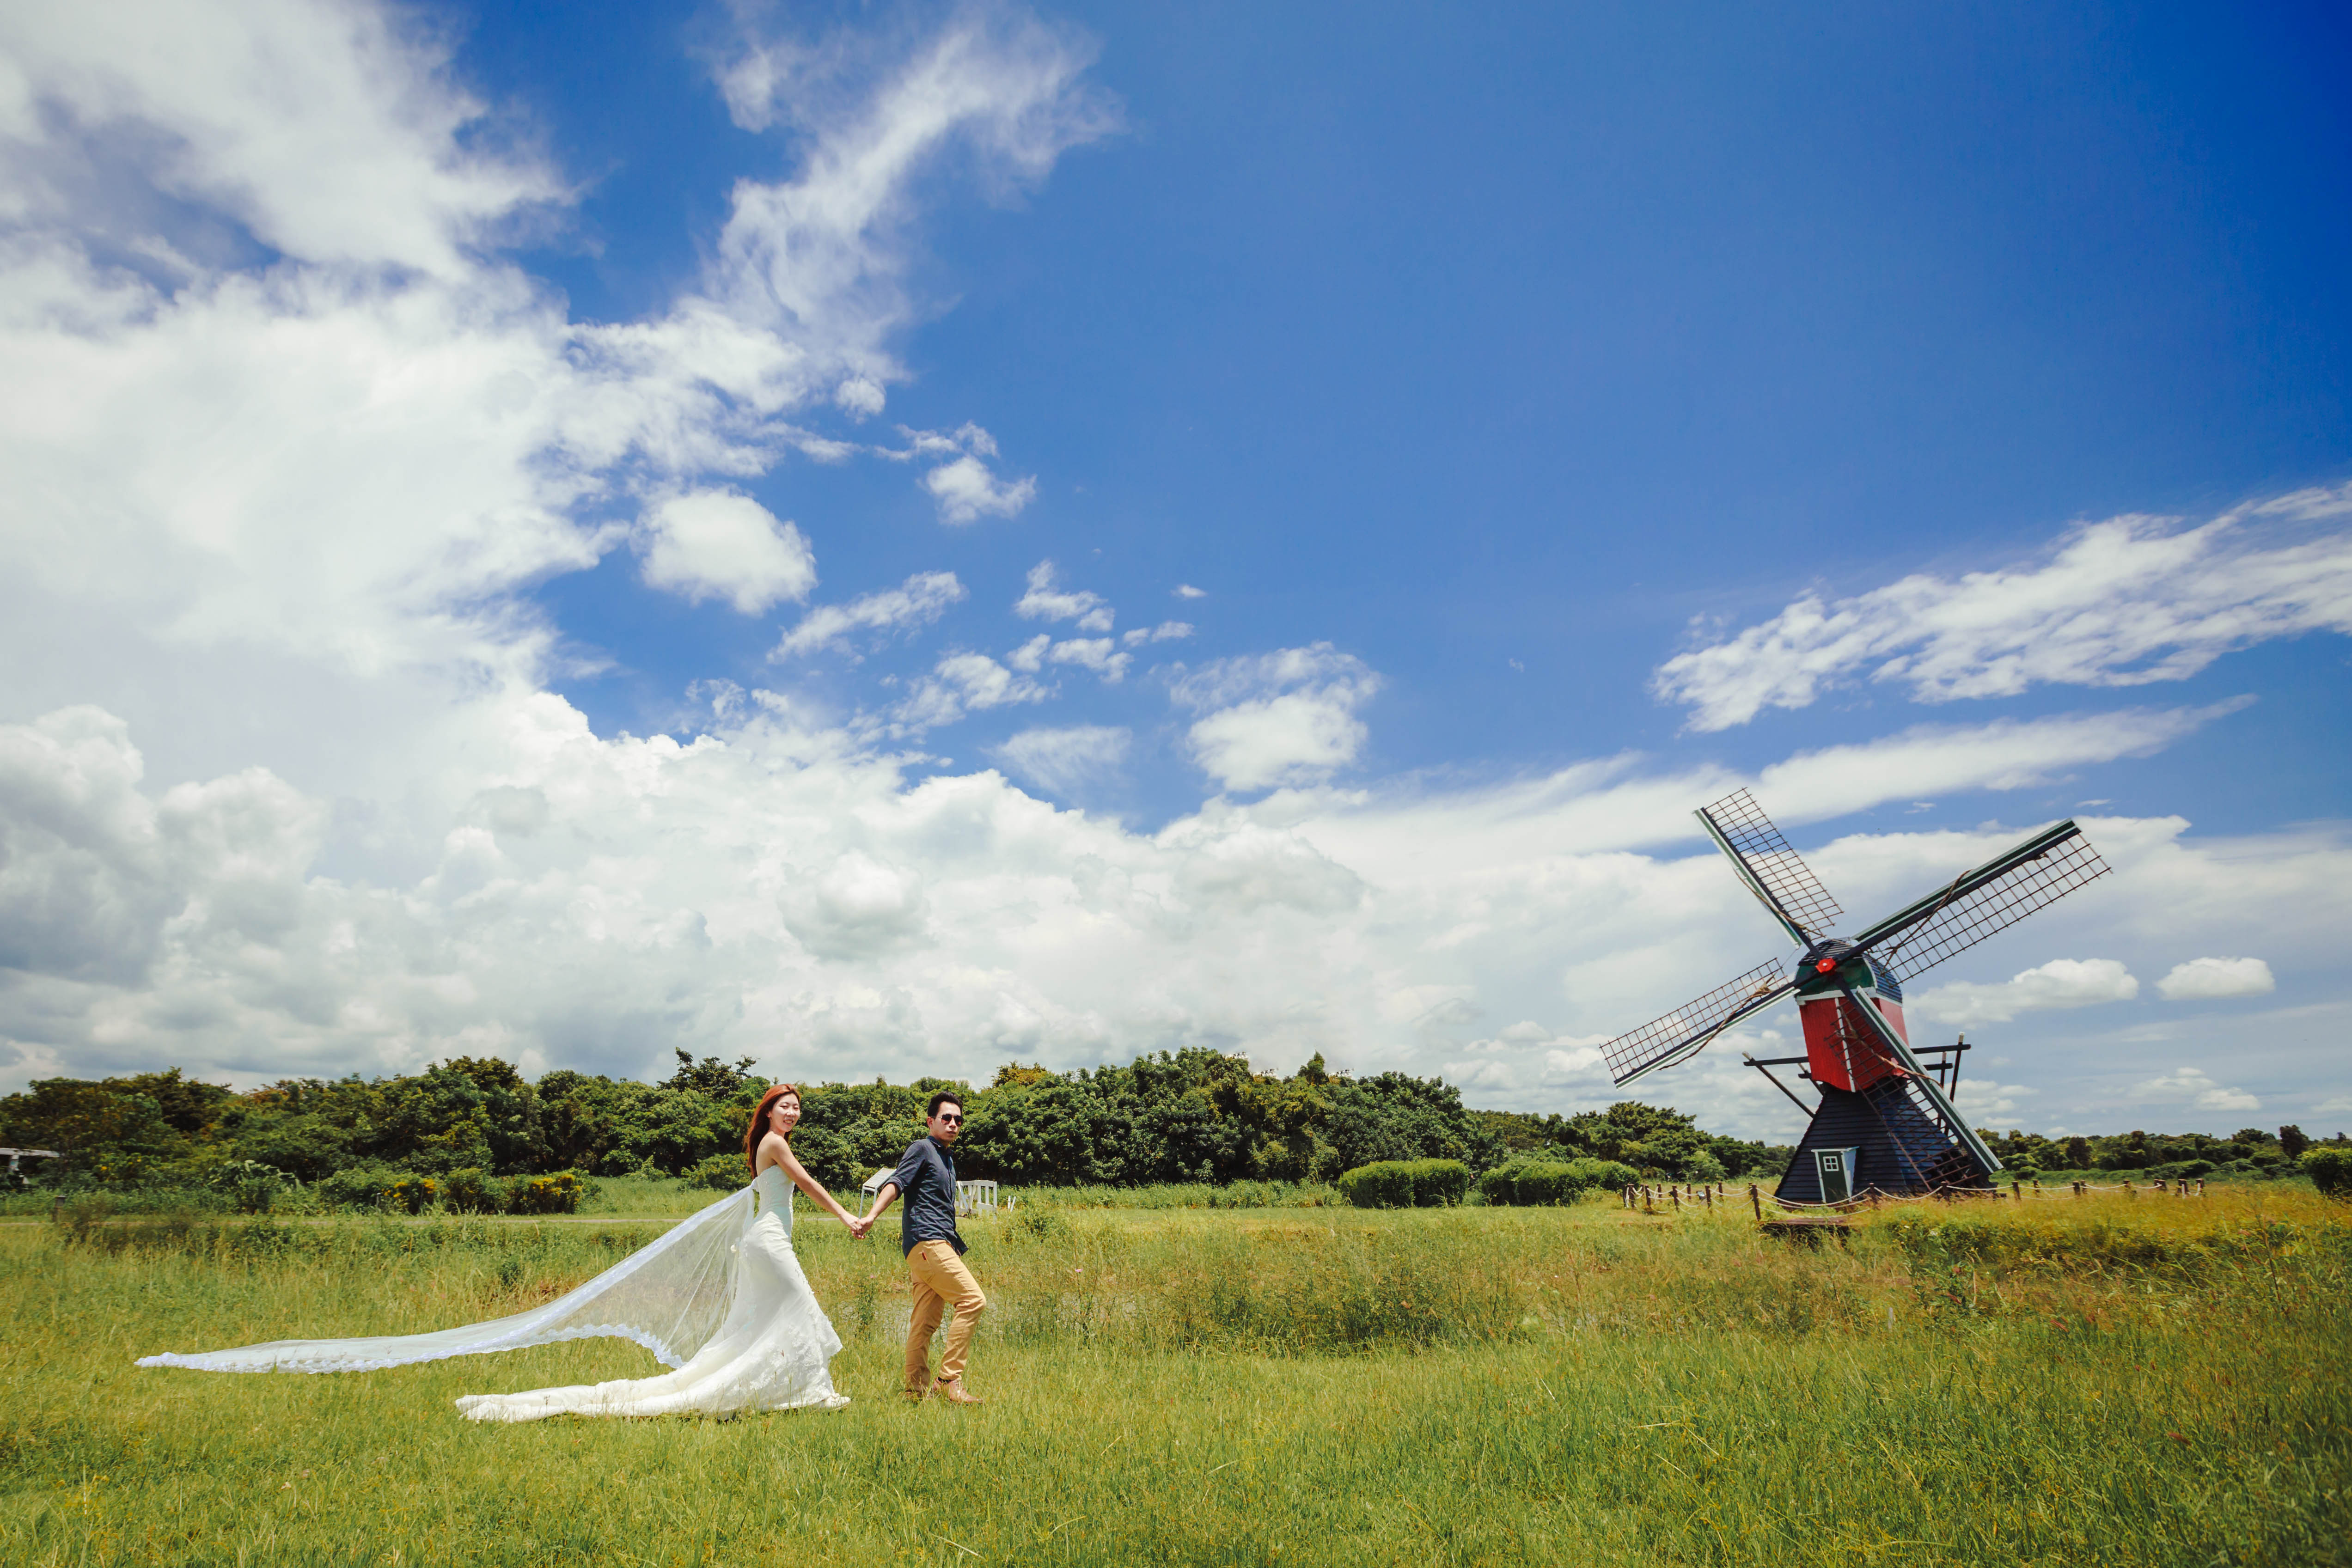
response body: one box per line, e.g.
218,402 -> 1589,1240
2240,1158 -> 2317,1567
904,1240 -> 987,1392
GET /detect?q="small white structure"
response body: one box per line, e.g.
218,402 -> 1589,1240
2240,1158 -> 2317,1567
856,1167 -> 1001,1217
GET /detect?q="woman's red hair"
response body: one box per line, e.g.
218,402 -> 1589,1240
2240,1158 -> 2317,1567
744,1083 -> 800,1173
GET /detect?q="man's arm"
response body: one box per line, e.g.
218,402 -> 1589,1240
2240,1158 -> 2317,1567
864,1181 -> 901,1224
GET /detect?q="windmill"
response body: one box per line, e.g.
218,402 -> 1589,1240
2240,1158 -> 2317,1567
1599,790 -> 2111,1204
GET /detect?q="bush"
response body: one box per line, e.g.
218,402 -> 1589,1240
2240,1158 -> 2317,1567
315,1165 -> 399,1212
2304,1147 -> 2352,1199
1475,1155 -> 1640,1206
2146,1159 -> 2217,1184
1338,1159 -> 1469,1209
203,1159 -> 297,1214
1338,1161 -> 1411,1209
505,1172 -> 588,1215
386,1175 -> 439,1215
1409,1159 -> 1471,1207
440,1168 -> 500,1214
684,1153 -> 748,1192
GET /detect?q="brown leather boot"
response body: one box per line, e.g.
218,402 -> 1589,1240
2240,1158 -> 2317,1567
932,1377 -> 982,1405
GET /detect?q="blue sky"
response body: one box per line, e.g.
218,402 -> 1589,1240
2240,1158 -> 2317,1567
0,0 -> 2346,1139
508,0 -> 2349,821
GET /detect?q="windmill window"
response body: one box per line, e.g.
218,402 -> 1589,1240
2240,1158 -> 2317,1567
1814,1147 -> 1860,1203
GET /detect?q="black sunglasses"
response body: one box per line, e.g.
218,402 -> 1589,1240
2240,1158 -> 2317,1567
935,1112 -> 964,1124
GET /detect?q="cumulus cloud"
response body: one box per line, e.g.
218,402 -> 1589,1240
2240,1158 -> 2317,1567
773,572 -> 966,660
1044,638 -> 1130,683
0,0 -> 1103,723
1655,495 -> 2352,730
1171,644 -> 1382,793
2157,956 -> 2276,1001
892,652 -> 1048,731
990,725 -> 1130,795
2133,1066 -> 2261,1113
922,451 -> 1036,524
1173,584 -> 1207,599
636,490 -> 815,613
1908,958 -> 2139,1028
1014,561 -> 1113,630
5,698 -> 2349,1139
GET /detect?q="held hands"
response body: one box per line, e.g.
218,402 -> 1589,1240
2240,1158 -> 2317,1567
845,1213 -> 874,1240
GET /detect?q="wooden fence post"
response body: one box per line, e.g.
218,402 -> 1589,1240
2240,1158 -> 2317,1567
2011,1181 -> 2022,1202
1748,1184 -> 1761,1222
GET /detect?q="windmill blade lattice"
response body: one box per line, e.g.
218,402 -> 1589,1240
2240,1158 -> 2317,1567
1699,789 -> 1843,936
1865,827 -> 2111,984
1601,961 -> 1791,1085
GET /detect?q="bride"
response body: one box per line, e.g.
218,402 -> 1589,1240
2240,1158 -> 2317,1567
138,1084 -> 867,1421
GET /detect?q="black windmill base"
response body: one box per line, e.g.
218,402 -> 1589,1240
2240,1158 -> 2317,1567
1775,1074 -> 1994,1205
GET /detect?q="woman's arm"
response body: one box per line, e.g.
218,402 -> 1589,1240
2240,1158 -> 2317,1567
758,1132 -> 867,1230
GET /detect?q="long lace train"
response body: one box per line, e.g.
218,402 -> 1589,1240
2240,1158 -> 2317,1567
136,1170 -> 850,1420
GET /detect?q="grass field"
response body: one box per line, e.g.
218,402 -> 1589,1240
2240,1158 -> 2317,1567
4,1188 -> 2346,1567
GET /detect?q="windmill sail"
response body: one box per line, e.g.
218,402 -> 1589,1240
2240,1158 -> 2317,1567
1850,820 -> 2110,984
1602,962 -> 1792,1086
1697,789 -> 1843,941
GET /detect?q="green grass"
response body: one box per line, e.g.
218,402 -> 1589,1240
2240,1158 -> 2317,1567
4,1190 -> 2346,1566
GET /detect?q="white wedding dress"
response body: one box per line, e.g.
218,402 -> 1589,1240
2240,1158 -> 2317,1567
136,1165 -> 849,1421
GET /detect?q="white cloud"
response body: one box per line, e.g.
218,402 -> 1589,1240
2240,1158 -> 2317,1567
773,572 -> 966,660
636,490 -> 815,613
1015,561 -> 1113,630
1171,644 -> 1382,793
2157,956 -> 2276,1001
0,0 -> 1103,734
1045,637 -> 1130,683
701,11 -> 1118,390
6,697 -> 2350,1141
1655,496 -> 2352,730
1909,958 -> 2139,1028
2132,1067 -> 2261,1113
892,652 -> 1048,731
1123,621 -> 1193,647
1173,585 -> 1207,599
0,0 -> 562,279
922,452 -> 1037,524
1005,634 -> 1051,674
991,725 -> 1130,795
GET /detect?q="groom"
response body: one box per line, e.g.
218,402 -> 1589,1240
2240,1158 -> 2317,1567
861,1091 -> 986,1405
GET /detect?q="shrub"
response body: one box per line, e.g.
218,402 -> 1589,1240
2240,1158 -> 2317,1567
204,1159 -> 297,1214
2304,1147 -> 2352,1199
1408,1159 -> 1472,1207
1510,1163 -> 1582,1206
386,1175 -> 439,1215
1339,1159 -> 1469,1209
1475,1155 -> 1640,1206
505,1172 -> 588,1215
1338,1161 -> 1412,1209
684,1153 -> 748,1192
440,1168 -> 500,1214
316,1165 -> 398,1212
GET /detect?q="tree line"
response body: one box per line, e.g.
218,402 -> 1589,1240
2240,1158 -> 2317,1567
0,1049 -> 1796,1193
